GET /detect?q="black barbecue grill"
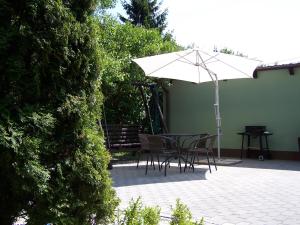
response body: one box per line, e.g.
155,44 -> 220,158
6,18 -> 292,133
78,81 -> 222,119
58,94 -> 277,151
245,126 -> 266,134
238,126 -> 273,160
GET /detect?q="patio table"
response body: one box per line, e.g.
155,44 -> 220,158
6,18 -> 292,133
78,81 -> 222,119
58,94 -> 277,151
161,133 -> 208,149
160,133 -> 208,172
161,133 -> 205,143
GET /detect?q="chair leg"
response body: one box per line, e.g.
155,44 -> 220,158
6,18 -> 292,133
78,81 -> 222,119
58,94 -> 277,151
151,154 -> 155,170
157,154 -> 161,171
185,152 -> 194,172
162,156 -> 172,176
164,161 -> 167,176
136,151 -> 141,168
178,155 -> 182,173
162,158 -> 170,168
192,154 -> 196,166
211,151 -> 217,171
145,155 -> 149,175
196,153 -> 200,164
184,151 -> 189,172
206,152 -> 212,173
192,153 -> 196,172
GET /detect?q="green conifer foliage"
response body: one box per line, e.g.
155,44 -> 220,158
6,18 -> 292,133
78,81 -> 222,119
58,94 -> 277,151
119,0 -> 168,33
0,1 -> 118,224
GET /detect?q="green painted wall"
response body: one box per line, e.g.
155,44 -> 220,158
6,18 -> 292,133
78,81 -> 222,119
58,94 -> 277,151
167,68 -> 300,152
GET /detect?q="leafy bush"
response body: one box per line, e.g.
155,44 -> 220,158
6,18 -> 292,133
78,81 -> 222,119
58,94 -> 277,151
142,206 -> 161,225
116,197 -> 161,225
98,17 -> 181,125
170,199 -> 204,225
115,198 -> 204,225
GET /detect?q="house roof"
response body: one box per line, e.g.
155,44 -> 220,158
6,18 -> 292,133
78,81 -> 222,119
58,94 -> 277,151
254,62 -> 300,78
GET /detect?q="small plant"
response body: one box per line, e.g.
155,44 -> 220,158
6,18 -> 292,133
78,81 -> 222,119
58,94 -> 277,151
170,199 -> 204,225
142,206 -> 161,225
119,197 -> 161,225
123,198 -> 143,225
115,198 -> 203,225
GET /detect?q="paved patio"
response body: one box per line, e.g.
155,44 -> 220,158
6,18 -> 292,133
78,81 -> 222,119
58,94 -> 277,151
111,159 -> 300,225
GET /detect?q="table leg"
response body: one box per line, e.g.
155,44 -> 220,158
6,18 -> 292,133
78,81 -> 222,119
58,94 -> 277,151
259,135 -> 264,161
241,134 -> 245,159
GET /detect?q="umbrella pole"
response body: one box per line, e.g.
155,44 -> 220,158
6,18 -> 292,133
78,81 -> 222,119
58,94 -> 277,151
196,50 -> 222,160
215,78 -> 221,160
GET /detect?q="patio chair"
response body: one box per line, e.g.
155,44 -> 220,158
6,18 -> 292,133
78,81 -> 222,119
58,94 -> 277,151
146,135 -> 179,176
186,134 -> 218,173
181,133 -> 209,172
138,133 -> 164,173
138,134 -> 151,168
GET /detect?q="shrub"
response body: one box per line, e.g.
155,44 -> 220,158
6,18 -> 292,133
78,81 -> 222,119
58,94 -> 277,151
115,198 -> 204,225
117,197 -> 161,225
170,199 -> 204,225
142,206 -> 161,225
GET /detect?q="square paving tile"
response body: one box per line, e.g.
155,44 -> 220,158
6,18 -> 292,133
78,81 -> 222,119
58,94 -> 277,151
111,159 -> 300,225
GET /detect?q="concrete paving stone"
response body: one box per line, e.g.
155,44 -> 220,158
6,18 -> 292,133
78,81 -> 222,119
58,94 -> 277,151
238,215 -> 252,220
225,217 -> 245,224
248,221 -> 268,225
281,220 -> 300,225
111,159 -> 300,225
236,222 -> 251,225
209,216 -> 227,224
263,219 -> 286,225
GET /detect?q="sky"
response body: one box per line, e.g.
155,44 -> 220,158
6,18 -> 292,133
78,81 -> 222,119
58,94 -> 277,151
110,0 -> 300,64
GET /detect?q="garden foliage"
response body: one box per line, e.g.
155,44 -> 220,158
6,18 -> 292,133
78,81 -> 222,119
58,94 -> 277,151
98,16 -> 180,125
115,197 -> 161,225
0,0 -> 118,224
170,199 -> 204,225
115,198 -> 204,225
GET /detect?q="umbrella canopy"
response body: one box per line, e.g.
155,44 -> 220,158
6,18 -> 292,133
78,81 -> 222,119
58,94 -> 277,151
133,48 -> 261,160
133,48 -> 260,83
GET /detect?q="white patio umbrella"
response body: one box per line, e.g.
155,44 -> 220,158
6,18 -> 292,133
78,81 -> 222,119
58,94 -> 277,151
132,48 -> 261,160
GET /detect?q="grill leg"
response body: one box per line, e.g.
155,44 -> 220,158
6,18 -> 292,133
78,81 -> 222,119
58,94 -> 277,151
259,135 -> 264,161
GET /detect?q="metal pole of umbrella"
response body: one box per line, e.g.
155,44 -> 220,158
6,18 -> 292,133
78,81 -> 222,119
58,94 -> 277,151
197,50 -> 222,160
214,77 -> 222,160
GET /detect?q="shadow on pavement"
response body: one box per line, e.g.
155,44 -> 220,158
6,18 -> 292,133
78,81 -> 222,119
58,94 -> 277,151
110,162 -> 209,187
224,158 -> 300,171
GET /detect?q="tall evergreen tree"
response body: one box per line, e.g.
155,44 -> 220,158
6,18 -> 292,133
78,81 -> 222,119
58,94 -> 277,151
0,0 -> 118,224
119,0 -> 168,33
